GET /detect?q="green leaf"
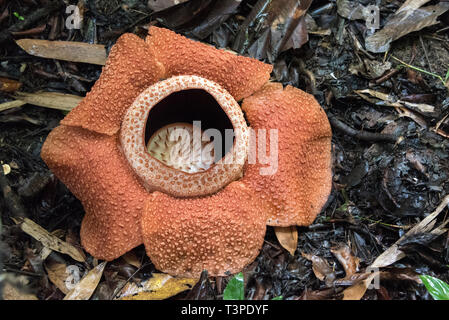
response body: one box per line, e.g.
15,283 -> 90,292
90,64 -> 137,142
223,272 -> 244,300
420,275 -> 449,300
272,295 -> 283,300
13,12 -> 25,20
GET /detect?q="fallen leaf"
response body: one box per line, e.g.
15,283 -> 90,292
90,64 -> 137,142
0,77 -> 22,92
342,271 -> 380,300
274,226 -> 298,256
233,0 -> 313,61
301,252 -> 336,284
16,39 -> 107,65
19,218 -> 85,262
45,260 -> 71,294
331,243 -> 360,278
13,91 -> 82,111
370,195 -> 449,269
365,2 -> 449,53
64,262 -> 107,300
120,273 -> 198,300
0,100 -> 26,113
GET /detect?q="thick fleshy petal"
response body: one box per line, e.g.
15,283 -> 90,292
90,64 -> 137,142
41,125 -> 147,260
241,83 -> 332,227
141,182 -> 270,277
146,26 -> 272,101
61,33 -> 164,135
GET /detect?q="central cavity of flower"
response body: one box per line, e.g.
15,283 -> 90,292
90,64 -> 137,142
146,122 -> 215,174
120,75 -> 249,198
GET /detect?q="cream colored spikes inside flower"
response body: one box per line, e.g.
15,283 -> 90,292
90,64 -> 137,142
147,123 -> 215,174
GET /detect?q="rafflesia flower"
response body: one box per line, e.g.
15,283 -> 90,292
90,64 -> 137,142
41,27 -> 332,277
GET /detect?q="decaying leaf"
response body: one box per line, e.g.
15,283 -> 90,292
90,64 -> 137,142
0,77 -> 22,92
365,2 -> 449,53
45,260 -> 79,294
274,226 -> 298,256
16,39 -> 107,65
355,89 -> 435,114
354,89 -> 434,128
331,243 -> 360,278
153,0 -> 241,40
301,252 -> 336,285
64,262 -> 107,300
233,0 -> 313,61
119,273 -> 198,300
19,218 -> 85,262
342,271 -> 380,300
370,195 -> 449,269
0,100 -> 26,113
13,91 -> 82,111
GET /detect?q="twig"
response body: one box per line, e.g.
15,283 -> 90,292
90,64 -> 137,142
328,113 -> 398,143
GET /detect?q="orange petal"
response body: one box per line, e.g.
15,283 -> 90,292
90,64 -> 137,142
141,182 -> 269,277
41,125 -> 148,260
241,83 -> 332,226
61,33 -> 164,135
146,26 -> 272,101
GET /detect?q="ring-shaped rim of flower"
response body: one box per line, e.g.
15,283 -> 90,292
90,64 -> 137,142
120,75 -> 249,197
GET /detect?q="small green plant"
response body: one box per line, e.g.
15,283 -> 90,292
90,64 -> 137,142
223,272 -> 244,300
222,272 -> 283,300
420,275 -> 449,300
391,55 -> 449,89
13,12 -> 25,21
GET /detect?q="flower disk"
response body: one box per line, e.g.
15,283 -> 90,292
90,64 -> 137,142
120,75 -> 249,197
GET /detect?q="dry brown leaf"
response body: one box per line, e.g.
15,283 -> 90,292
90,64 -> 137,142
19,218 -> 85,262
370,195 -> 449,269
274,226 -> 298,256
63,262 -> 106,300
120,273 -> 198,300
342,271 -> 380,300
16,39 -> 107,65
0,100 -> 26,113
13,91 -> 82,111
331,243 -> 360,278
301,252 -> 336,284
397,0 -> 432,13
365,2 -> 449,53
45,260 -> 71,294
0,77 -> 22,92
